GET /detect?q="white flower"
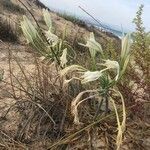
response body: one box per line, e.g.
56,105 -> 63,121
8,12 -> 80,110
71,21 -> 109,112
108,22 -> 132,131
79,32 -> 103,58
81,71 -> 102,83
45,30 -> 59,46
60,65 -> 86,77
101,59 -> 119,69
100,59 -> 120,81
60,48 -> 68,67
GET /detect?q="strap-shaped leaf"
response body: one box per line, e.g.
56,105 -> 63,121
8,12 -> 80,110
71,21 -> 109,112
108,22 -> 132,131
43,9 -> 52,30
60,48 -> 68,67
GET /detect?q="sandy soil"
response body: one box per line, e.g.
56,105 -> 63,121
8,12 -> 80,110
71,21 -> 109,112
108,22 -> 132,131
0,0 -> 149,149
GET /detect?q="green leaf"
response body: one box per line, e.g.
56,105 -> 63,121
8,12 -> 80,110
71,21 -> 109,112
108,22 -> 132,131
121,33 -> 131,61
21,16 -> 48,56
43,9 -> 52,30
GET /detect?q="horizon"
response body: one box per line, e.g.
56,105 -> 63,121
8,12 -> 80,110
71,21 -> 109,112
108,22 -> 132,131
40,0 -> 150,32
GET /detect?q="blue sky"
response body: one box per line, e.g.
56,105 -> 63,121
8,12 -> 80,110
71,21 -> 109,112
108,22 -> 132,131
40,0 -> 150,31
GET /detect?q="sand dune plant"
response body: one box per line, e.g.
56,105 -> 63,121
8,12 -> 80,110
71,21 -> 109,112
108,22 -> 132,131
21,15 -> 48,56
60,33 -> 131,149
21,9 -> 131,149
43,9 -> 52,30
79,32 -> 103,58
132,4 -> 150,95
60,48 -> 68,67
79,32 -> 104,69
21,9 -> 70,66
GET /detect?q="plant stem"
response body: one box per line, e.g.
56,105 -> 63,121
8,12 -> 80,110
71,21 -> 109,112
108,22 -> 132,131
105,94 -> 109,115
18,0 -> 61,67
92,57 -> 96,71
94,98 -> 104,120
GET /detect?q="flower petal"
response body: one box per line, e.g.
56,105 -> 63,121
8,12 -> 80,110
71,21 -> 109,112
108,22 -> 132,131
100,59 -> 120,81
79,32 -> 103,58
45,30 -> 59,46
60,48 -> 68,67
60,65 -> 86,77
81,71 -> 102,83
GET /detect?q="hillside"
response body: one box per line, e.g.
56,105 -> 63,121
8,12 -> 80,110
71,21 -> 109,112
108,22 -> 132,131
0,0 -> 149,150
0,0 -> 120,43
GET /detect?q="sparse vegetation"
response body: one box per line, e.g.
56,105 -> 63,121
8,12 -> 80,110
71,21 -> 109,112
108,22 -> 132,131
1,8 -> 131,149
0,1 -> 149,150
1,0 -> 25,14
132,5 -> 150,94
0,18 -> 18,42
118,5 -> 149,117
34,0 -> 50,10
57,12 -> 87,28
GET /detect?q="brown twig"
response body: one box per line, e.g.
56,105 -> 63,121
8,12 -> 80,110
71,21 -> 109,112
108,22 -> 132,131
8,45 -> 17,99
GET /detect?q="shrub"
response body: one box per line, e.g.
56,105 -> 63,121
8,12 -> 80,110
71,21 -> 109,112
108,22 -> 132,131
118,5 -> 149,119
1,0 -> 25,14
34,0 -> 50,10
132,4 -> 150,91
0,18 -> 18,42
20,9 -> 132,149
57,12 -> 87,28
21,9 -> 76,67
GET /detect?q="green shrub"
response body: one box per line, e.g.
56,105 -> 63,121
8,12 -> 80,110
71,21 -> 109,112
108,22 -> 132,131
118,5 -> 149,118
132,4 -> 150,89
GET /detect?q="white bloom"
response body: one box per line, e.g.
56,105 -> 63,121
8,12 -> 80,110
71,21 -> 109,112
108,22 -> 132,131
81,71 -> 102,83
60,65 -> 86,77
100,59 -> 120,81
60,48 -> 68,67
45,30 -> 59,46
87,32 -> 103,53
79,32 -> 103,58
101,59 -> 119,69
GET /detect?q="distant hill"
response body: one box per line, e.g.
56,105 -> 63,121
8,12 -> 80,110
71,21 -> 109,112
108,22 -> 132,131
82,18 -> 123,38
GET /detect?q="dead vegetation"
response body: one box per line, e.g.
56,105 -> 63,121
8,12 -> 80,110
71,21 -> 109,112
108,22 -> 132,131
0,0 -> 25,14
0,17 -> 18,42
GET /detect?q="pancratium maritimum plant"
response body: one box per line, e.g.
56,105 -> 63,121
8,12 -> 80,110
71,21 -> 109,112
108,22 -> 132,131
21,9 -> 131,149
21,9 -> 70,67
79,32 -> 104,70
60,33 -> 131,149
